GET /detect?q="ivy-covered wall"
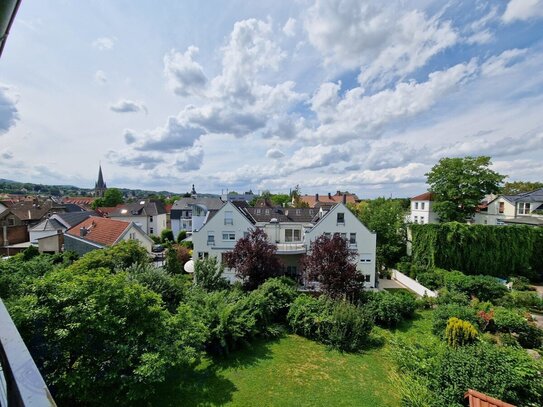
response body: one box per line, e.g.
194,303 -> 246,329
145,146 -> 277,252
411,223 -> 543,279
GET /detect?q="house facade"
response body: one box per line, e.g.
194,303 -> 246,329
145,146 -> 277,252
474,188 -> 543,226
108,200 -> 167,237
192,201 -> 377,287
170,196 -> 224,237
64,216 -> 153,256
407,192 -> 438,224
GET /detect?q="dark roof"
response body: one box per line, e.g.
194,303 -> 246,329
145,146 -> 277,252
55,211 -> 96,228
411,192 -> 433,201
171,197 -> 224,212
236,204 -> 318,223
508,188 -> 543,203
7,200 -> 55,221
29,218 -> 64,232
111,200 -> 167,217
503,216 -> 543,226
63,203 -> 86,213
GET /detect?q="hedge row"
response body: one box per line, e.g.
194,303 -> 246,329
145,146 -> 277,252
411,223 -> 543,279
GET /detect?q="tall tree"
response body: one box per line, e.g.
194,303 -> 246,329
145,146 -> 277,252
92,187 -> 124,208
302,234 -> 364,299
426,156 -> 505,222
223,228 -> 281,290
502,181 -> 543,195
355,198 -> 407,271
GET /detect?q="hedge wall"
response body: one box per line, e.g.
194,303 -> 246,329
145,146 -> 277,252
411,223 -> 543,280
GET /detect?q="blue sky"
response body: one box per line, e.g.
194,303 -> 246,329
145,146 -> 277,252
1,0 -> 543,197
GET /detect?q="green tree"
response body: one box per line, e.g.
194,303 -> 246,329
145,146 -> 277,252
194,256 -> 229,291
502,181 -> 543,195
161,228 -> 174,243
426,156 -> 506,222
271,193 -> 291,207
355,198 -> 407,271
92,187 -> 124,208
177,230 -> 187,242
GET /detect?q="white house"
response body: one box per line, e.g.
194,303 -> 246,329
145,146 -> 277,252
28,211 -> 96,244
474,188 -> 543,226
108,200 -> 167,237
170,196 -> 224,237
407,192 -> 439,224
192,201 -> 377,287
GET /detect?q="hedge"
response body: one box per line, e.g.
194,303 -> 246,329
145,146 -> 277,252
411,223 -> 543,279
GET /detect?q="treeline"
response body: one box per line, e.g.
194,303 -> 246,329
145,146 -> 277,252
411,223 -> 543,280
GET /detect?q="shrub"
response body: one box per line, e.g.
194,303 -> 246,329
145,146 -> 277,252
444,317 -> 478,347
432,304 -> 478,338
194,256 -> 229,292
509,276 -> 535,291
165,244 -> 191,274
443,273 -> 508,302
491,307 -> 543,348
288,295 -> 373,351
160,228 -> 174,243
436,288 -> 470,306
248,277 -> 298,328
177,230 -> 187,243
416,269 -> 445,290
365,291 -> 416,327
504,290 -> 543,311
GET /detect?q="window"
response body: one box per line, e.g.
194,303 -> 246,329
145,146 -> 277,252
349,233 -> 356,245
421,202 -> 425,210
265,209 -> 270,215
499,202 -> 505,214
285,229 -> 301,242
364,275 -> 371,282
256,209 -> 261,214
222,232 -> 236,241
324,232 -> 331,238
207,232 -> 215,245
150,227 -> 154,234
198,252 -> 209,259
415,202 -> 419,210
360,255 -> 372,263
518,202 -> 530,215
296,209 -> 301,215
224,211 -> 233,225
309,209 -> 314,215
420,216 -> 425,223
243,231 -> 249,238
7,218 -> 14,226
414,216 -> 418,224
337,212 -> 345,224
129,232 -> 136,239
149,216 -> 153,222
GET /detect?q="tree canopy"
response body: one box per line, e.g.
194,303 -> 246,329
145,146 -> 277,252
302,234 -> 364,298
223,228 -> 281,290
92,187 -> 124,209
426,156 -> 505,222
501,181 -> 543,195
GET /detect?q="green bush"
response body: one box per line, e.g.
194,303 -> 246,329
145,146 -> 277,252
432,304 -> 479,338
194,256 -> 229,292
177,230 -> 187,243
248,277 -> 298,328
443,273 -> 508,302
444,317 -> 478,347
510,276 -> 535,291
501,290 -> 543,311
416,269 -> 446,290
160,228 -> 174,243
364,291 -> 416,327
436,289 -> 470,306
288,295 -> 373,351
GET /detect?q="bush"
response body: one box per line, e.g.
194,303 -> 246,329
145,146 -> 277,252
161,228 -> 174,243
444,317 -> 478,347
416,269 -> 445,290
510,276 -> 535,291
288,295 -> 373,351
177,230 -> 187,243
248,277 -> 298,328
194,256 -> 229,292
164,244 -> 191,274
432,304 -> 478,338
502,291 -> 543,311
436,289 -> 470,306
364,291 -> 416,327
443,272 -> 508,302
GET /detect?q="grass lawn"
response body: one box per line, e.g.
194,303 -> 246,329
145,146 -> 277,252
151,311 -> 435,407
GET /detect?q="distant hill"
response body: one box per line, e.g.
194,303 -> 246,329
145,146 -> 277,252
0,178 -> 219,199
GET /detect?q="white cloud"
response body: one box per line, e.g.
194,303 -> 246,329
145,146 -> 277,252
134,116 -> 204,152
92,37 -> 115,50
283,18 -> 297,37
0,85 -> 19,135
109,99 -> 147,114
304,0 -> 458,88
481,48 -> 527,77
164,46 -> 207,97
175,145 -> 204,171
502,0 -> 543,23
266,148 -> 285,159
94,70 -> 107,84
107,151 -> 165,170
123,129 -> 137,144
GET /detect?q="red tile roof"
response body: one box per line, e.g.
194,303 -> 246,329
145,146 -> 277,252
301,192 -> 358,208
63,197 -> 96,205
465,390 -> 516,407
164,204 -> 173,214
66,216 -> 131,247
411,192 -> 433,201
95,206 -> 120,216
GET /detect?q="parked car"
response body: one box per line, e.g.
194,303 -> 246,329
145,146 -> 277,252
152,244 -> 165,253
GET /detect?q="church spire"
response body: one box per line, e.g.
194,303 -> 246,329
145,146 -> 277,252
94,164 -> 107,197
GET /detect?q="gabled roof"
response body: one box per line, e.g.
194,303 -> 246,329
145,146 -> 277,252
243,206 -> 317,223
300,192 -> 358,208
53,211 -> 96,228
510,188 -> 543,203
411,192 -> 433,201
7,200 -> 55,221
465,389 -> 515,407
29,218 -> 64,232
171,197 -> 224,211
111,200 -> 166,217
66,216 -> 131,246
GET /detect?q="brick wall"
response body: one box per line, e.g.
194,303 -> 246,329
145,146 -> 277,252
0,225 -> 29,246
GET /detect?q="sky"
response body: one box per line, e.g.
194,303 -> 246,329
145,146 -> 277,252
1,0 -> 543,198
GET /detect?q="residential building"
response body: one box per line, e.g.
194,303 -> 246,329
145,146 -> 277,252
221,189 -> 256,203
299,191 -> 359,208
108,199 -> 167,237
64,216 -> 153,256
28,211 -> 96,246
407,192 -> 438,224
171,195 -> 224,237
474,188 -> 543,226
192,201 -> 377,287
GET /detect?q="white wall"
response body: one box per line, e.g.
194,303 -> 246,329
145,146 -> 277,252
120,224 -> 153,252
307,203 -> 377,288
30,228 -> 63,243
392,269 -> 437,297
409,199 -> 438,224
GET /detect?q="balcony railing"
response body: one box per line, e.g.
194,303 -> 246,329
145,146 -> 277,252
276,243 -> 306,254
0,299 -> 56,406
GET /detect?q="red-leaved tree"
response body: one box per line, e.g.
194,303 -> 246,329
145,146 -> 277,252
302,234 -> 364,299
223,228 -> 281,290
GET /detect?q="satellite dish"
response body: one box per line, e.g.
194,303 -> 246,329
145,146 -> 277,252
184,259 -> 194,273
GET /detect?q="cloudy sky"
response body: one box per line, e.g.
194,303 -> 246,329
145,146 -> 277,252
1,0 -> 543,197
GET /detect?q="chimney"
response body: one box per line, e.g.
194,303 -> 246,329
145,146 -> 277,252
337,190 -> 341,196
80,227 -> 87,237
342,194 -> 347,204
315,193 -> 319,202
328,192 -> 332,199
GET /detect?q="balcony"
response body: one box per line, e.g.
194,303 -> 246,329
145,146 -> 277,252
276,243 -> 306,255
0,299 -> 56,406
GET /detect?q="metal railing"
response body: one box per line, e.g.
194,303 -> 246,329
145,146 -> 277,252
0,300 -> 56,406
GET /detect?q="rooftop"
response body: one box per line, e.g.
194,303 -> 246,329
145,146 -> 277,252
66,216 -> 131,246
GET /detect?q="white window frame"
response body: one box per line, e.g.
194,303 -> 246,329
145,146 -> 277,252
224,211 -> 234,225
222,231 -> 236,241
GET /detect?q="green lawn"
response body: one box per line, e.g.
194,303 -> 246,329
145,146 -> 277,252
151,311 -> 435,407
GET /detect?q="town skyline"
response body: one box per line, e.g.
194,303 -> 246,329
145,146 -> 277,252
1,0 -> 543,198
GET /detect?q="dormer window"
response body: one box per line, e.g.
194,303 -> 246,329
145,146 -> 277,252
265,209 -> 270,215
337,212 -> 345,224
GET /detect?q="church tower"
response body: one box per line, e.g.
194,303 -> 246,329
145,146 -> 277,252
94,165 -> 107,197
